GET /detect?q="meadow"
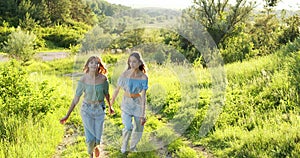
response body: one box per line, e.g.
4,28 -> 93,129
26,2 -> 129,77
0,37 -> 300,158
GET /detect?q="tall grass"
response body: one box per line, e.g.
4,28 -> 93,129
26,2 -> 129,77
0,60 -> 74,157
189,40 -> 300,157
0,112 -> 65,158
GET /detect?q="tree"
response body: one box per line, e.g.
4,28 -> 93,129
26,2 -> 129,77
0,0 -> 19,26
249,6 -> 281,56
80,25 -> 112,52
187,0 -> 255,46
69,0 -> 97,25
263,0 -> 280,7
44,0 -> 71,24
279,13 -> 300,44
123,28 -> 145,48
30,0 -> 52,27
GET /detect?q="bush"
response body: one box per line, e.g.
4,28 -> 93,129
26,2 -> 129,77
3,27 -> 36,62
0,60 -> 66,142
154,51 -> 166,64
0,60 -> 58,118
102,54 -> 118,64
43,25 -> 85,48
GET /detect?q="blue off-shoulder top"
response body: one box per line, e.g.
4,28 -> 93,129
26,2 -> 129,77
75,80 -> 109,101
117,76 -> 148,94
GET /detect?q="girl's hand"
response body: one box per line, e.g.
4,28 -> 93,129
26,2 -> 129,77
140,117 -> 146,126
110,100 -> 114,106
60,116 -> 68,124
109,106 -> 115,115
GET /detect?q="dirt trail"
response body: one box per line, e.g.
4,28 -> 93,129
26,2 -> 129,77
52,123 -> 110,158
0,52 -> 69,62
52,124 -> 79,158
192,145 -> 214,158
36,52 -> 69,61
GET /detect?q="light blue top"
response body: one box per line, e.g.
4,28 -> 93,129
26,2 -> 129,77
75,80 -> 109,101
118,76 -> 148,117
117,76 -> 148,94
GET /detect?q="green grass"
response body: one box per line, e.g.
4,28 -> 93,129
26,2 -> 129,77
2,40 -> 300,157
189,43 -> 300,157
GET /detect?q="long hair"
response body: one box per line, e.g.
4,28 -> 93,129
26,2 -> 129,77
83,56 -> 107,75
127,52 -> 147,74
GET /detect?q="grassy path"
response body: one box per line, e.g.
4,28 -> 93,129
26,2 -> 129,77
52,124 -> 80,158
52,123 -> 111,158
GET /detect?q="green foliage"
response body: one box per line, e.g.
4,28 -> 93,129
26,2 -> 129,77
80,25 -> 112,52
176,146 -> 199,158
153,51 -> 166,64
3,27 -> 36,62
38,58 -> 75,75
168,139 -> 185,153
69,0 -> 98,26
250,10 -> 281,56
281,37 -> 300,55
0,59 -> 72,157
0,0 -> 96,27
167,138 -> 200,158
43,25 -> 84,48
0,22 -> 14,51
263,0 -> 280,7
18,9 -> 38,31
88,0 -> 130,17
0,60 -> 58,120
101,54 -> 118,64
188,39 -> 300,157
220,23 -> 258,63
69,44 -> 81,55
187,0 -> 255,45
0,60 -> 72,154
279,13 -> 300,44
201,115 -> 300,158
0,112 -> 65,158
113,28 -> 145,49
286,49 -> 300,102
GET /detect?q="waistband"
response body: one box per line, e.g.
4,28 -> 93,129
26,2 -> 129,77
82,100 -> 105,110
123,92 -> 141,98
83,100 -> 104,105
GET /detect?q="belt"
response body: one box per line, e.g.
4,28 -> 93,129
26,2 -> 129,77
124,92 -> 141,98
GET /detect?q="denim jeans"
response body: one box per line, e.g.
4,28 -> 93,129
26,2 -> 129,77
80,101 -> 105,154
121,111 -> 144,152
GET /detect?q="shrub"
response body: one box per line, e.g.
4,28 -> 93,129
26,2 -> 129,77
43,25 -> 85,48
0,60 -> 65,142
102,54 -> 118,64
0,60 -> 58,118
3,27 -> 36,62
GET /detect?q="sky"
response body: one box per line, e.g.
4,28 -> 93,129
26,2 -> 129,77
106,0 -> 300,10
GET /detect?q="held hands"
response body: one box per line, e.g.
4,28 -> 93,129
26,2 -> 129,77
110,100 -> 114,107
140,117 -> 146,126
109,100 -> 115,115
108,106 -> 115,115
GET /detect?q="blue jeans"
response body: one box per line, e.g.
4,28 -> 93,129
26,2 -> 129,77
121,111 -> 144,152
80,101 -> 105,154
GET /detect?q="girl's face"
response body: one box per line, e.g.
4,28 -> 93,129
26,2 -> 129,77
88,58 -> 99,72
129,56 -> 140,70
